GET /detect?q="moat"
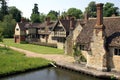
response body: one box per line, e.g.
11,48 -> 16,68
1,67 -> 102,80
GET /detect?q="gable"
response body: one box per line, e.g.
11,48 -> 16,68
53,20 -> 66,32
73,23 -> 83,41
15,23 -> 20,35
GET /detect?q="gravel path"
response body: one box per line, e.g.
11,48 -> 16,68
0,44 -> 75,63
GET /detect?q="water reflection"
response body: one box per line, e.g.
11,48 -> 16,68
1,67 -> 102,80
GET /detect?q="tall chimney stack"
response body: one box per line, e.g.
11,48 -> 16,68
70,17 -> 75,30
45,17 -> 50,25
84,12 -> 89,22
96,3 -> 104,27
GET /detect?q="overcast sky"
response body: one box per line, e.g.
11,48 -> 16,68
8,0 -> 120,18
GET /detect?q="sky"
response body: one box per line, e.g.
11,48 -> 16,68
8,0 -> 120,18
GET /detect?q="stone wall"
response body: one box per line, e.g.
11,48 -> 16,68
86,30 -> 106,70
65,24 -> 82,55
109,47 -> 120,72
57,42 -> 64,49
65,34 -> 73,55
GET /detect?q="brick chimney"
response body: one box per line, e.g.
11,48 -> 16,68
95,3 -> 104,27
70,17 -> 75,30
66,15 -> 72,20
21,17 -> 26,23
45,17 -> 50,25
84,12 -> 89,22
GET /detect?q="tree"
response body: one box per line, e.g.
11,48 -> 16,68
67,8 -> 83,19
1,15 -> 16,38
0,26 -> 3,42
9,6 -> 22,22
85,1 -> 120,17
30,3 -> 40,23
85,1 -> 96,17
60,11 -> 67,19
0,0 -> 9,21
103,2 -> 120,17
40,13 -> 46,23
47,10 -> 58,20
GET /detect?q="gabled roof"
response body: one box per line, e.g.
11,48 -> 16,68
17,22 -> 27,31
39,21 -> 56,28
17,21 -> 56,30
53,19 -> 79,32
76,17 -> 120,47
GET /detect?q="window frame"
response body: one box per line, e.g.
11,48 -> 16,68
114,48 -> 120,56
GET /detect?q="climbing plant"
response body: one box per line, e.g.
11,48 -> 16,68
73,44 -> 87,62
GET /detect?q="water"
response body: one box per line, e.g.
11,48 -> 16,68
1,67 -> 102,80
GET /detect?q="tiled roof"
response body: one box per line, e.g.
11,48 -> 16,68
18,22 -> 27,31
39,21 -> 56,28
76,17 -> 120,47
53,19 -> 78,32
17,21 -> 56,30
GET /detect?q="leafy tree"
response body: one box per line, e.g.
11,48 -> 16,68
0,26 -> 3,42
40,13 -> 46,22
47,10 -> 58,20
85,1 -> 96,17
9,6 -> 22,22
103,2 -> 120,17
1,15 -> 16,38
67,8 -> 83,19
31,14 -> 40,23
30,3 -> 40,23
60,11 -> 67,19
0,0 -> 9,21
85,1 -> 120,17
32,3 -> 39,14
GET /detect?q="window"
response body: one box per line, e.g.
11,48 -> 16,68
114,48 -> 120,56
79,45 -> 85,50
16,28 -> 19,31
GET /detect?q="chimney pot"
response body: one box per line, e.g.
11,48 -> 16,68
96,3 -> 104,27
45,17 -> 50,25
66,15 -> 72,20
84,12 -> 89,22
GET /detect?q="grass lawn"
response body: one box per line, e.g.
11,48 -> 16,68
1,38 -> 64,54
0,46 -> 50,76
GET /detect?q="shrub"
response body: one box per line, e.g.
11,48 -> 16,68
73,45 -> 87,62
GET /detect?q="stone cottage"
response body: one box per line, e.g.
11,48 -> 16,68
75,3 -> 120,72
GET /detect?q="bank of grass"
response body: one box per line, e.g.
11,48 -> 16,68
0,46 -> 50,77
1,38 -> 64,54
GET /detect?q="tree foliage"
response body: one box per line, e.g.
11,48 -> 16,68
85,1 -> 96,17
0,26 -> 3,42
0,0 -> 9,21
103,2 -> 120,17
9,6 -> 22,22
40,13 -> 46,23
85,1 -> 120,17
0,15 -> 16,38
47,10 -> 58,20
31,14 -> 40,23
67,8 -> 83,19
30,3 -> 40,23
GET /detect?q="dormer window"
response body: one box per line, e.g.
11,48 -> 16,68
114,48 -> 120,56
16,28 -> 19,31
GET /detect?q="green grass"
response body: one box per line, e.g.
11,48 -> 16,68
1,38 -> 64,54
0,46 -> 50,76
